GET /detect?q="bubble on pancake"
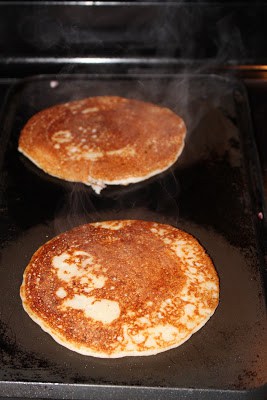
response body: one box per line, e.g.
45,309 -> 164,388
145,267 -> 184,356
62,295 -> 121,324
51,130 -> 73,143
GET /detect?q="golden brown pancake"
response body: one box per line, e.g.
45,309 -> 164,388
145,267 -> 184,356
20,220 -> 219,358
18,96 -> 186,193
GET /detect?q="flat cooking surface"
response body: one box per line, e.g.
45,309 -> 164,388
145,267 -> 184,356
0,74 -> 266,399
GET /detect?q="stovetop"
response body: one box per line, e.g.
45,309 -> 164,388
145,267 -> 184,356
0,2 -> 266,400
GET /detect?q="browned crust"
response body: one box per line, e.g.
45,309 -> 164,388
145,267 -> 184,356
20,220 -> 219,358
18,96 -> 186,188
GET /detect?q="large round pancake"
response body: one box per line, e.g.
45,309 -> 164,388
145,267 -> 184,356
18,96 -> 186,193
20,220 -> 219,358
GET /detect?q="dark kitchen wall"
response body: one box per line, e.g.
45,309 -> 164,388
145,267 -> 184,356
0,2 -> 266,62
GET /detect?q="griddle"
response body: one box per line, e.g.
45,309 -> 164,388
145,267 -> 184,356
0,74 -> 266,399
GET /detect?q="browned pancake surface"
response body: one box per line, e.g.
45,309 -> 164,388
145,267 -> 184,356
18,97 -> 186,191
20,220 -> 219,358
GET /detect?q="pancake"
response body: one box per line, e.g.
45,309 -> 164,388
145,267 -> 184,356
20,220 -> 219,358
18,96 -> 186,193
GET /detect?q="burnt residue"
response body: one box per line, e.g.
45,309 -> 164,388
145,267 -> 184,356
229,367 -> 265,391
0,320 -> 50,371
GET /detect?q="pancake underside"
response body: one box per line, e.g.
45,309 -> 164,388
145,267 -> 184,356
18,96 -> 186,193
20,220 -> 219,358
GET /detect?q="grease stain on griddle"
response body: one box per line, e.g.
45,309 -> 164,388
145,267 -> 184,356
0,320 -> 54,378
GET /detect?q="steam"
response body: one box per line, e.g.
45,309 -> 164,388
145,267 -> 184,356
17,4 -> 247,65
16,4 -> 247,233
216,13 -> 246,63
54,184 -> 100,233
53,167 -> 182,235
50,75 -> 239,234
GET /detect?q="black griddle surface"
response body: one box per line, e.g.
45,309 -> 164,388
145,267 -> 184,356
0,74 -> 266,399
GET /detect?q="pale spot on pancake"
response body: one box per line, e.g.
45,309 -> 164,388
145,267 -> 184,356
54,144 -> 60,149
68,146 -> 78,153
198,305 -> 210,316
89,274 -> 106,289
162,237 -> 172,245
52,250 -> 106,290
137,316 -> 150,325
160,299 -> 176,310
82,151 -> 103,160
83,288 -> 93,293
179,282 -> 191,299
200,280 -> 218,291
184,303 -> 195,315
56,287 -> 67,299
171,240 -> 197,267
197,275 -> 205,283
51,130 -> 73,143
160,298 -> 175,313
93,221 -> 131,230
132,333 -> 146,344
127,311 -> 135,317
152,324 -> 179,342
63,295 -> 120,324
150,227 -> 166,236
125,342 -> 136,351
188,266 -> 197,273
52,253 -> 81,281
74,250 -> 94,261
106,145 -> 136,157
187,320 -> 197,329
81,107 -> 99,114
180,314 -> 189,325
122,325 -> 136,350
145,336 -> 157,348
69,103 -> 83,111
64,144 -> 103,161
